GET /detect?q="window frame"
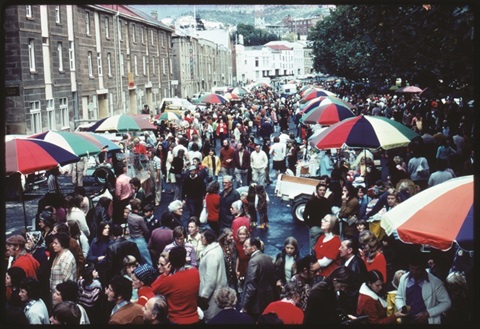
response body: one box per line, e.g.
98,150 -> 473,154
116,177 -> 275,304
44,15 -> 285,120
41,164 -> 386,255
57,42 -> 63,72
28,38 -> 36,72
87,51 -> 93,77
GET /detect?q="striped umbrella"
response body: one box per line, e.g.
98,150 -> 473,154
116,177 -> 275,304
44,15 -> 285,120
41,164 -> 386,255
6,138 -> 80,175
309,115 -> 420,150
301,88 -> 336,102
381,175 -> 473,251
198,93 -> 230,104
75,132 -> 122,152
231,87 -> 248,96
224,92 -> 240,100
155,111 -> 181,122
29,130 -> 102,157
87,114 -> 156,132
300,101 -> 356,126
299,96 -> 353,114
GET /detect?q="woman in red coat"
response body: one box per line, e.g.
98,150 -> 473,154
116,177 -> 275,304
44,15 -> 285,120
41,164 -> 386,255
215,118 -> 228,144
356,270 -> 406,324
358,230 -> 387,283
310,214 -> 341,283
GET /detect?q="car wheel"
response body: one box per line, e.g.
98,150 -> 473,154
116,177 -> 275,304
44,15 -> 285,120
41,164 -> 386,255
291,194 -> 311,223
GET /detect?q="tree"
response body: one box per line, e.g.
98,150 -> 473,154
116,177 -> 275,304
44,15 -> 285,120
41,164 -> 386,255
307,4 -> 474,97
237,23 -> 279,46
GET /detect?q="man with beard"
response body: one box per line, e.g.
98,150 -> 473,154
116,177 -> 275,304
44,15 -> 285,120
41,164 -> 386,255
182,165 -> 206,218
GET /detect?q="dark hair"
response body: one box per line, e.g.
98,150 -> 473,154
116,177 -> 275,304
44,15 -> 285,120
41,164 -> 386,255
188,217 -> 200,227
297,254 -> 315,272
53,232 -> 71,249
409,251 -> 427,267
201,228 -> 217,244
144,204 -> 154,213
81,263 -> 96,284
56,280 -> 79,303
129,198 -> 142,211
169,246 -> 187,269
366,270 -> 384,285
130,177 -> 141,188
52,301 -> 81,325
160,212 -> 176,229
191,143 -> 199,151
257,312 -> 283,324
98,196 -> 111,208
206,180 -> 220,193
73,194 -> 84,208
343,238 -> 360,256
109,223 -> 123,237
172,226 -> 186,239
96,221 -> 110,241
249,237 -> 262,250
67,220 -> 81,239
54,222 -> 70,235
19,277 -> 42,300
7,266 -> 27,287
109,275 -> 133,301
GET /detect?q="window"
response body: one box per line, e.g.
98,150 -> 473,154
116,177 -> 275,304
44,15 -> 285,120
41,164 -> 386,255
30,101 -> 41,134
120,53 -> 124,76
134,55 -> 138,76
55,6 -> 61,24
107,53 -> 112,76
26,5 -> 32,18
142,55 -> 147,75
161,32 -> 164,47
151,57 -> 156,75
59,97 -> 68,127
97,53 -> 103,77
28,39 -> 36,72
86,12 -> 90,35
46,99 -> 55,130
162,58 -> 165,75
131,24 -> 136,43
118,19 -> 122,41
141,27 -> 145,44
87,51 -> 93,77
57,42 -> 63,72
150,30 -> 154,46
69,41 -> 75,70
105,17 -> 109,39
169,58 -> 173,74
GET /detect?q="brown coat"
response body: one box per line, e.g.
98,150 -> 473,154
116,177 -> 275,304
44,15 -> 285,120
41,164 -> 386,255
109,302 -> 144,325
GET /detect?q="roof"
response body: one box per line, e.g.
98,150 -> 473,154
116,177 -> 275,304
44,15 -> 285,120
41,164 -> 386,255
265,44 -> 292,51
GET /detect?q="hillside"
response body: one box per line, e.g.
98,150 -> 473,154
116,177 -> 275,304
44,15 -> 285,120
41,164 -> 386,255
132,4 -> 329,26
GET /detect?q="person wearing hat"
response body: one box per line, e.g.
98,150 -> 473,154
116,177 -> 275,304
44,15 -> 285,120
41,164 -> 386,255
132,264 -> 159,307
6,235 -> 40,279
181,164 -> 206,219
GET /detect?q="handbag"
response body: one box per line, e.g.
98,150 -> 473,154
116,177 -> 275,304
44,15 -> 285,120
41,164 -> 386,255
199,198 -> 208,224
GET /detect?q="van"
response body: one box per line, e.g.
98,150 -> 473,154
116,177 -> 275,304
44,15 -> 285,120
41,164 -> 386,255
280,83 -> 297,97
211,86 -> 228,96
159,98 -> 196,114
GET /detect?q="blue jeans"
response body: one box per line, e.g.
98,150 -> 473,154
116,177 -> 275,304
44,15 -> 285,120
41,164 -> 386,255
129,236 -> 153,266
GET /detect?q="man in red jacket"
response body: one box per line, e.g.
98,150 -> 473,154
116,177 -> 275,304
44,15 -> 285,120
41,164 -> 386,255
151,246 -> 201,324
6,235 -> 39,279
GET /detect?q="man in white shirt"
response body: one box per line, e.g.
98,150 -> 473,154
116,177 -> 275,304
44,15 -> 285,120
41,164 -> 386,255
269,136 -> 286,180
250,144 -> 268,185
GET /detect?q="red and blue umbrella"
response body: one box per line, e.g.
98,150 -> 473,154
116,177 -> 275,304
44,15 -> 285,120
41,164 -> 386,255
381,175 -> 473,251
198,93 -> 230,104
6,138 -> 80,175
309,115 -> 420,150
300,101 -> 356,126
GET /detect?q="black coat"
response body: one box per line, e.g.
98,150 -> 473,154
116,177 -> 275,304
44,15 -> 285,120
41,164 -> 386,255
105,237 -> 142,283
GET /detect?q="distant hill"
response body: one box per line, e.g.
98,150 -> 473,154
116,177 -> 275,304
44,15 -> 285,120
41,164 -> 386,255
132,4 -> 329,26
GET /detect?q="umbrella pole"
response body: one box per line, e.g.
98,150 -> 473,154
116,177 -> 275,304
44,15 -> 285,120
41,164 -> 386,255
21,186 -> 28,231
364,148 -> 367,187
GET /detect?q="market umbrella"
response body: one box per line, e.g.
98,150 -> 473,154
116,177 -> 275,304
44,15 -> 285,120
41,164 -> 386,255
155,111 -> 181,122
381,175 -> 473,251
299,96 -> 353,114
395,86 -> 423,93
75,132 -> 122,152
300,101 -> 355,126
301,88 -> 336,102
224,92 -> 239,100
29,130 -> 102,157
309,115 -> 421,150
231,87 -> 248,96
252,81 -> 270,88
6,138 -> 80,229
87,114 -> 156,132
198,93 -> 230,104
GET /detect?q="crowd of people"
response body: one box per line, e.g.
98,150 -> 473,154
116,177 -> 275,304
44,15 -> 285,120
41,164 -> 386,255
5,81 -> 474,325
